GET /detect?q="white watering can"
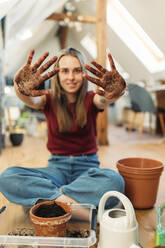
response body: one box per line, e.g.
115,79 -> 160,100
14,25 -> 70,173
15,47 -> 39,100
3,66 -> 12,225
98,191 -> 140,248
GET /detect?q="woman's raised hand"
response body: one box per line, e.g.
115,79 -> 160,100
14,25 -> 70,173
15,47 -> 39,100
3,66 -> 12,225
83,52 -> 126,100
14,49 -> 59,96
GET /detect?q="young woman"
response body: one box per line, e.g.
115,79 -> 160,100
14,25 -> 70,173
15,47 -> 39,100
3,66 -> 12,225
0,47 -> 126,208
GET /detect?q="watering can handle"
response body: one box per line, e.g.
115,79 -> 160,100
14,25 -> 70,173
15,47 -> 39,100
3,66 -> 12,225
98,191 -> 136,228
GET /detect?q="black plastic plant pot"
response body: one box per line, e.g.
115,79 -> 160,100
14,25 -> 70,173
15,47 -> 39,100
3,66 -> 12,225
9,133 -> 24,146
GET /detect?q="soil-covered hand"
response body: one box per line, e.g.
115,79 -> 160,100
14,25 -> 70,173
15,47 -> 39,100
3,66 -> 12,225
14,49 -> 59,96
83,52 -> 126,100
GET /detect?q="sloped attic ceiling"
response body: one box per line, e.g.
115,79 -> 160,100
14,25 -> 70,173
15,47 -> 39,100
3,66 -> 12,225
67,0 -> 165,82
118,0 -> 165,81
0,0 -> 67,76
1,0 -> 165,83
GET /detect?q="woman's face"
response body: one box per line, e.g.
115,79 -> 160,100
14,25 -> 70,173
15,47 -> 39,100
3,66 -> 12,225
58,55 -> 83,96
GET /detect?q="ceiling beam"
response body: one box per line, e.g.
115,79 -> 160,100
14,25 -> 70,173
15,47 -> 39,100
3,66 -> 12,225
47,13 -> 96,24
96,0 -> 108,145
58,26 -> 69,49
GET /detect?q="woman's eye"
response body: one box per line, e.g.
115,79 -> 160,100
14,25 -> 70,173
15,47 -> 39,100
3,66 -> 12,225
60,69 -> 68,73
74,68 -> 82,73
60,68 -> 82,74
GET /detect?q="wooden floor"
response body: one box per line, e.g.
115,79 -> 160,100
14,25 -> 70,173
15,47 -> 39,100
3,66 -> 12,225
0,125 -> 165,248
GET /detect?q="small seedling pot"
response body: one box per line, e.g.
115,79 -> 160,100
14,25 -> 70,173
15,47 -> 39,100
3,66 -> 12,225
30,200 -> 72,237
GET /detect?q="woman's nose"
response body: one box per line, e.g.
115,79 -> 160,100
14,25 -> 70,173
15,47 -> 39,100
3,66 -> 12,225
68,71 -> 74,80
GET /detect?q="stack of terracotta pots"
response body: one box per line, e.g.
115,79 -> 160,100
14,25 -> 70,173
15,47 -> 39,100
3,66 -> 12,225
117,157 -> 164,209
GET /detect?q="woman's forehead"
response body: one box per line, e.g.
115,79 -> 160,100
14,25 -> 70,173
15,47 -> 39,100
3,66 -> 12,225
59,55 -> 81,67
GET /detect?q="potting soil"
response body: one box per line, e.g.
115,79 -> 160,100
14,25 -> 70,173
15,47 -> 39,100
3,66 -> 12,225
34,202 -> 66,218
8,227 -> 89,238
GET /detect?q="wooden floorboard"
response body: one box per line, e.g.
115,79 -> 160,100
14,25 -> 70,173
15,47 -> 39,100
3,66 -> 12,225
0,125 -> 165,247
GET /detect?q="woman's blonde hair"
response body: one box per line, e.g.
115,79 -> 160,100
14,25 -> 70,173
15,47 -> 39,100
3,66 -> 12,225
51,47 -> 88,132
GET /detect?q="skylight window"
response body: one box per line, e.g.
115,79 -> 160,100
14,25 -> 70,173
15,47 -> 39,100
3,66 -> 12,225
80,34 -> 97,59
17,30 -> 32,40
107,0 -> 165,73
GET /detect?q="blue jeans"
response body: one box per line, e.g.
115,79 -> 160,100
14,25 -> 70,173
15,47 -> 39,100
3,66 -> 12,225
0,154 -> 124,207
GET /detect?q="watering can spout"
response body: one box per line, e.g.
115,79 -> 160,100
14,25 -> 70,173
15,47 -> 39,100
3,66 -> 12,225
98,191 -> 139,248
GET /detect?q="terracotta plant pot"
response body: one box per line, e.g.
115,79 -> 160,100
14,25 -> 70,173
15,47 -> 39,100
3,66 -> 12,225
117,157 -> 164,209
30,200 -> 72,237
